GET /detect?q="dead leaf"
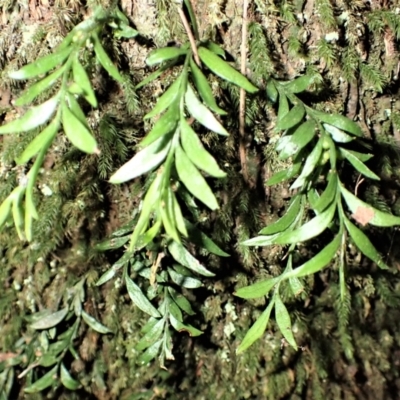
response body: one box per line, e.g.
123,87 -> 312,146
352,206 -> 375,226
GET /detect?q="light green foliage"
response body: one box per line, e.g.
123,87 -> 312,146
1,1 -> 400,399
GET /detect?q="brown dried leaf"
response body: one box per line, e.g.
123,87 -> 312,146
352,206 -> 375,226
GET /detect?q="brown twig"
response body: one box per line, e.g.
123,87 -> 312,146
239,0 -> 250,186
177,6 -> 201,66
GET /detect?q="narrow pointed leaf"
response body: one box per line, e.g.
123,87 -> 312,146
275,201 -> 336,245
144,76 -> 182,119
180,119 -> 226,178
125,275 -> 161,318
277,91 -> 289,122
168,268 -> 202,288
24,365 -> 58,393
72,58 -> 97,107
275,104 -> 305,131
62,104 -> 99,154
283,75 -> 314,93
311,110 -> 363,137
169,314 -> 202,336
15,66 -> 66,106
81,310 -> 113,334
0,97 -> 58,134
168,287 -> 195,315
198,46 -> 258,93
340,184 -> 400,227
274,294 -> 297,349
0,197 -> 12,228
110,135 -> 171,183
31,307 -> 69,330
260,195 -> 302,235
93,34 -> 123,82
266,80 -> 278,102
291,119 -> 317,150
141,106 -> 178,147
185,85 -> 229,136
146,47 -> 188,66
9,47 -> 71,80
184,219 -> 229,256
314,172 -> 338,213
290,138 -> 323,189
135,319 -> 164,351
175,144 -> 219,210
340,148 -> 380,180
16,118 -> 59,164
344,217 -> 389,269
190,58 -> 226,115
237,300 -> 274,353
235,277 -> 279,299
323,123 -> 354,143
60,363 -> 80,390
168,241 -> 215,277
137,339 -> 162,365
285,233 -> 341,279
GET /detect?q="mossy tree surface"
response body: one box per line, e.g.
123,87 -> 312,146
1,0 -> 400,399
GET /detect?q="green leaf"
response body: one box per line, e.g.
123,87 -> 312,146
236,300 -> 274,353
284,233 -> 341,279
136,319 -> 164,351
169,314 -> 202,336
81,310 -> 113,334
9,46 -> 71,80
110,135 -> 171,183
198,46 -> 258,93
60,363 -> 80,390
241,233 -> 281,247
144,76 -> 182,119
265,161 -> 302,186
344,217 -> 389,269
65,92 -> 89,127
339,148 -> 380,180
290,119 -> 317,151
15,66 -> 66,106
146,46 -> 188,66
129,173 -> 163,249
266,80 -> 278,102
290,138 -> 324,189
184,219 -> 229,256
206,41 -> 226,58
114,24 -> 139,39
323,123 -> 354,143
141,106 -> 178,148
341,149 -> 373,162
283,75 -> 314,93
168,287 -> 195,315
339,184 -> 400,227
168,268 -> 202,288
93,33 -> 123,82
171,191 -> 187,237
12,196 -> 24,240
274,200 -> 336,245
125,275 -> 161,318
180,118 -> 226,178
24,365 -> 58,393
137,338 -> 162,365
72,58 -> 97,107
175,144 -> 219,210
275,104 -> 305,131
314,172 -> 338,213
160,186 -> 181,243
274,294 -> 297,349
94,234 -> 130,251
260,195 -> 302,235
185,84 -> 229,136
168,241 -> 215,277
62,103 -> 99,154
311,110 -> 363,137
190,58 -> 226,115
0,197 -> 13,229
277,91 -> 289,123
235,277 -> 279,299
0,96 -> 58,134
31,307 -> 69,330
16,118 -> 59,165
276,135 -> 300,160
